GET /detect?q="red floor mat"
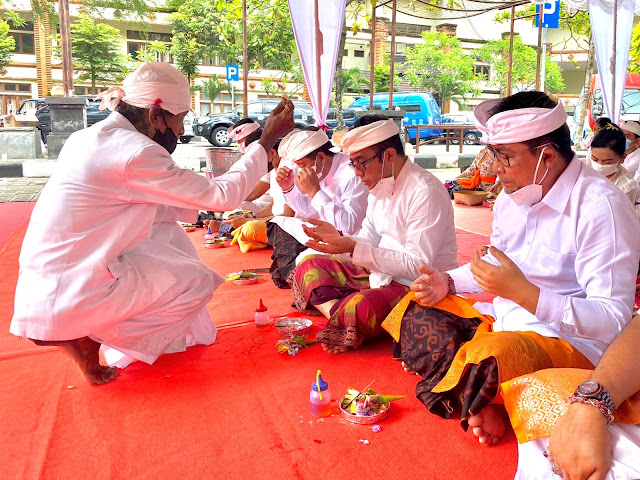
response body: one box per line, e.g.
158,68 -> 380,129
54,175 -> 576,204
0,206 -> 516,480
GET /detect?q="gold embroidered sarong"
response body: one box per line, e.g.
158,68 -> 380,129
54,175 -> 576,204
502,368 -> 640,443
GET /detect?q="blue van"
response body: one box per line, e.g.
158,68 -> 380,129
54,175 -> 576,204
347,92 -> 442,143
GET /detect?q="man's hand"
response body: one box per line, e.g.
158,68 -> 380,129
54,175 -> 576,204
297,167 -> 321,197
410,265 -> 448,306
548,403 -> 612,480
260,96 -> 295,152
223,216 -> 249,229
276,166 -> 295,192
302,218 -> 356,254
470,246 -> 539,314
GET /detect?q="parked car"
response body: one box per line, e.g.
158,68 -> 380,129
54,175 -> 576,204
325,107 -> 358,137
441,112 -> 482,145
180,108 -> 198,144
197,99 -> 315,147
29,96 -> 110,144
347,92 -> 442,144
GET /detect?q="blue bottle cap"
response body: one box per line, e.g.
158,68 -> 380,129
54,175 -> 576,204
311,374 -> 328,391
206,228 -> 212,234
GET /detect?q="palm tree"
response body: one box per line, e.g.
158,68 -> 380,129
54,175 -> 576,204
341,67 -> 368,94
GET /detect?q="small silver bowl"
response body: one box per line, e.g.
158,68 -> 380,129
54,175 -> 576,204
339,396 -> 390,424
273,317 -> 313,336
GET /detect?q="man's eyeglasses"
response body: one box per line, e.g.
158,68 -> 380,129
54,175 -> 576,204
349,152 -> 380,172
486,143 -> 552,168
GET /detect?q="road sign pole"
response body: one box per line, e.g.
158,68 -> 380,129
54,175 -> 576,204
232,83 -> 235,109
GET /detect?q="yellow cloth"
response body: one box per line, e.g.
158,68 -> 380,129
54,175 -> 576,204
382,292 -> 494,343
432,330 -> 593,394
230,220 -> 268,253
502,368 -> 640,444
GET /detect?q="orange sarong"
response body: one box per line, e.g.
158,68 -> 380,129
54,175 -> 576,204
230,220 -> 268,253
502,368 -> 640,443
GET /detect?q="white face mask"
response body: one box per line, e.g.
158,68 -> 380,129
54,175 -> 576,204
507,146 -> 549,207
589,158 -> 620,177
370,156 -> 395,200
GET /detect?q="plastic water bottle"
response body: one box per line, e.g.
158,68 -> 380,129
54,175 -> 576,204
310,370 -> 331,417
254,299 -> 271,330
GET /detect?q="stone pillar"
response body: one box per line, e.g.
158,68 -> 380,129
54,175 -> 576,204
436,23 -> 457,36
374,17 -> 389,66
34,18 -> 53,98
45,97 -> 88,159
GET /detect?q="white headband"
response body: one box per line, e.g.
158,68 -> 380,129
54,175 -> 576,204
227,122 -> 260,141
620,120 -> 640,137
278,129 -> 329,163
332,119 -> 399,154
98,62 -> 190,115
474,98 -> 567,145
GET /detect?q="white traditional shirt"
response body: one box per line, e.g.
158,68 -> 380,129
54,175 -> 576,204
623,148 -> 640,178
609,165 -> 638,205
283,153 -> 368,235
11,111 -> 267,352
352,159 -> 459,288
448,155 -> 640,364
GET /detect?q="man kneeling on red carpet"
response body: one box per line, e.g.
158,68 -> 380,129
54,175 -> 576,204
9,62 -> 294,385
384,91 -> 640,445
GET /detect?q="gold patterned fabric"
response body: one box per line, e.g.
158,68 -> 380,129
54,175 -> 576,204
502,368 -> 640,444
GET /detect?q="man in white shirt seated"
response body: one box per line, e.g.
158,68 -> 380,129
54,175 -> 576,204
9,62 -> 294,385
295,115 -> 458,354
621,120 -> 640,178
264,128 -> 369,287
392,91 -> 640,445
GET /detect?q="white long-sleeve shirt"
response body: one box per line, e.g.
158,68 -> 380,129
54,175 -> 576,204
448,155 -> 640,365
352,159 -> 458,288
11,111 -> 267,341
623,148 -> 640,178
283,153 -> 368,235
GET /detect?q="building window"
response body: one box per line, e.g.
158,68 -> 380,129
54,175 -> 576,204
474,64 -> 490,79
343,49 -> 348,56
9,21 -> 35,54
74,86 -> 107,96
395,23 -> 431,37
354,50 -> 365,58
126,31 -> 172,63
0,83 -> 31,92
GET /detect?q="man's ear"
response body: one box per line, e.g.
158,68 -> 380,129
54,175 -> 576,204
543,145 -> 560,168
148,107 -> 165,133
316,152 -> 326,163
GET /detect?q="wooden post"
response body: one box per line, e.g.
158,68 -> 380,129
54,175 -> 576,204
58,0 -> 74,96
242,0 -> 248,118
507,6 -> 515,96
388,0 -> 397,109
369,5 -> 376,110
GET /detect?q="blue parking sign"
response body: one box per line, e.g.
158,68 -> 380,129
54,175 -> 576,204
226,65 -> 240,82
535,0 -> 559,29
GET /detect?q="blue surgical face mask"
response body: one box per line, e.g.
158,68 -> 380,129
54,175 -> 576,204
626,139 -> 632,150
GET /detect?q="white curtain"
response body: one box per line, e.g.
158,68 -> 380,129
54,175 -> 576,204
588,0 -> 635,123
288,0 -> 347,128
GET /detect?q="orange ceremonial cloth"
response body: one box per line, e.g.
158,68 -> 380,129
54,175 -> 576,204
382,292 -> 494,343
382,292 -> 593,396
457,170 -> 497,190
229,220 -> 268,253
502,368 -> 640,444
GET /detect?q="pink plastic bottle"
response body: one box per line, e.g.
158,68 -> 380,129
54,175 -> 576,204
310,370 -> 331,417
204,228 -> 215,241
254,299 -> 271,330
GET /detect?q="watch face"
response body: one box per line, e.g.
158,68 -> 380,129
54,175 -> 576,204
577,380 -> 601,396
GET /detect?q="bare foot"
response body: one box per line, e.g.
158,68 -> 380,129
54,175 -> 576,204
401,361 -> 420,376
57,337 -> 119,385
467,404 -> 509,446
321,343 -> 351,354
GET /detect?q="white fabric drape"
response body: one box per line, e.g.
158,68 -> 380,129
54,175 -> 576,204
288,0 -> 347,128
588,0 -> 635,123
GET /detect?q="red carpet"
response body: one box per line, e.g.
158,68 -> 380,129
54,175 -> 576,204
0,204 -> 517,480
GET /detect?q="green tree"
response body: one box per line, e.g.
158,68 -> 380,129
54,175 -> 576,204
341,67 -> 368,94
193,77 -> 230,103
372,64 -> 401,93
0,18 -> 15,76
404,31 -> 481,109
170,0 -> 297,76
171,33 -> 201,84
630,22 -> 640,74
54,15 -> 127,91
475,36 -> 564,94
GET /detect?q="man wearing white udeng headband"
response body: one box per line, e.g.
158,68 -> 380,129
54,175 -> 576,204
394,91 -> 640,448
